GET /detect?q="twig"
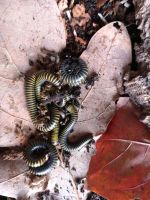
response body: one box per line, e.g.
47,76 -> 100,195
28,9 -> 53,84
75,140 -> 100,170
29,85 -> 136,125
57,149 -> 80,200
98,12 -> 108,24
69,0 -> 75,9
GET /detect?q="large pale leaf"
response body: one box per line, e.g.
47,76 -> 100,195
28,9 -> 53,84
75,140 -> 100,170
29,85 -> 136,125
73,21 -> 132,137
0,0 -> 66,147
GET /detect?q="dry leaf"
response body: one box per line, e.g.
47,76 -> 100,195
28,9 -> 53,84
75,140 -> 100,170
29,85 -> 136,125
0,0 -> 66,147
87,97 -> 150,200
71,4 -> 91,27
72,4 -> 86,18
58,0 -> 68,13
73,21 -> 132,137
71,13 -> 91,27
75,36 -> 87,45
96,0 -> 108,8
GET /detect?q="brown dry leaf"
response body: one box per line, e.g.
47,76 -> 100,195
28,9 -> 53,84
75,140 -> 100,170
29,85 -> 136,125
71,13 -> 91,27
87,98 -> 150,200
0,169 -> 47,199
72,21 -> 132,137
75,36 -> 87,45
71,4 -> 91,27
0,161 -> 29,198
72,4 -> 86,18
96,0 -> 113,8
96,0 -> 106,8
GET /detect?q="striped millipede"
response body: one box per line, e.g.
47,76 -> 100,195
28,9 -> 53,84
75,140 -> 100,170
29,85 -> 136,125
25,73 -> 60,132
59,104 -> 93,152
25,74 -> 37,123
29,156 -> 58,175
35,71 -> 61,102
51,125 -> 59,146
24,139 -> 58,175
36,104 -> 60,132
60,58 -> 88,86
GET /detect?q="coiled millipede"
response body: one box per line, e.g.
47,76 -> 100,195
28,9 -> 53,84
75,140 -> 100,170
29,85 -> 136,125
60,58 -> 88,86
35,71 -> 61,102
25,73 -> 60,132
59,104 -> 92,152
24,139 -> 58,175
29,157 -> 57,176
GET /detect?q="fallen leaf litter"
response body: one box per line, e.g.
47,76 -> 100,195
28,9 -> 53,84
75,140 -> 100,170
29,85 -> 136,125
0,0 -> 147,199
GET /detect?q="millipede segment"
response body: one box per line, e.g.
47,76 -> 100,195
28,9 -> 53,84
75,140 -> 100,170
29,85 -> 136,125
35,71 -> 61,102
36,104 -> 60,132
60,58 -> 88,86
25,73 -> 60,132
25,74 -> 37,123
24,139 -> 58,175
59,104 -> 92,152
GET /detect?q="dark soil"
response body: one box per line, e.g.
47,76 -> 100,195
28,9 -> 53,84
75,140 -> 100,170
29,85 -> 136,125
62,0 -> 141,70
62,150 -> 71,168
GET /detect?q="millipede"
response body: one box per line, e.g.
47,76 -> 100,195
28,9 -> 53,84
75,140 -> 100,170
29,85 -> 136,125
59,104 -> 92,152
56,95 -> 70,108
35,71 -> 61,102
60,58 -> 88,86
51,125 -> 59,146
25,74 -> 60,132
25,74 -> 37,123
36,104 -> 60,132
29,157 -> 58,176
24,139 -> 58,175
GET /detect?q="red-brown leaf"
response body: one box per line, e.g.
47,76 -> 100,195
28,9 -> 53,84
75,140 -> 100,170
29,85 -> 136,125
87,98 -> 150,200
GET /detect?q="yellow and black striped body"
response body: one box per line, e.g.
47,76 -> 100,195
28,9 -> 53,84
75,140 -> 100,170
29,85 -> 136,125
25,74 -> 38,123
25,72 -> 60,132
60,58 -> 88,86
24,139 -> 58,175
35,71 -> 61,102
36,104 -> 60,132
59,104 -> 92,152
51,125 -> 59,146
